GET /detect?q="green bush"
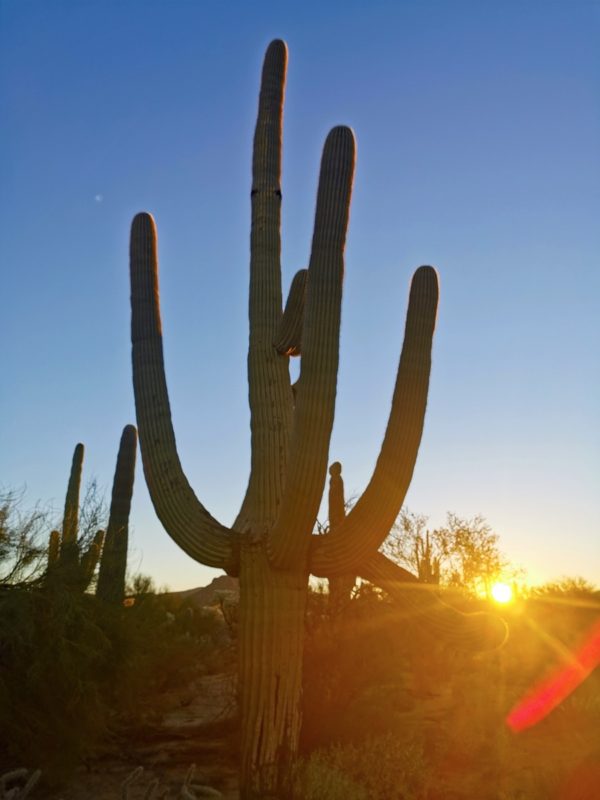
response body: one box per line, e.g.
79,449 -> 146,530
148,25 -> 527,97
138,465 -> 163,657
0,583 -> 114,780
0,575 -> 228,784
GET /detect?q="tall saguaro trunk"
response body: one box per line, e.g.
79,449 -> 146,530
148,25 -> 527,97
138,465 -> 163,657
129,40 -> 506,798
238,548 -> 307,795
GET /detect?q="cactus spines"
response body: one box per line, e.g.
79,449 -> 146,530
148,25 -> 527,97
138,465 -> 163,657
129,40 -> 505,797
97,425 -> 138,605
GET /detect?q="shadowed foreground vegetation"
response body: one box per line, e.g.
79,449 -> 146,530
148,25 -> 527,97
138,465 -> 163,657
0,575 -> 231,787
299,583 -> 600,799
1,501 -> 599,800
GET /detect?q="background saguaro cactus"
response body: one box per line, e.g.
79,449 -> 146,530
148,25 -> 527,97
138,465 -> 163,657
96,425 -> 138,605
129,40 -> 506,798
48,426 -> 137,599
415,530 -> 441,584
48,443 -> 104,591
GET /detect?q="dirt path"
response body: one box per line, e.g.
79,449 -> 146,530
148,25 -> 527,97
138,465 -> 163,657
50,673 -> 239,800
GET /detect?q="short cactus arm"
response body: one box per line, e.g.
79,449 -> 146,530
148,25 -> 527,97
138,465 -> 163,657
59,443 -> 83,566
234,39 -> 294,532
269,126 -> 356,568
327,462 -> 356,613
130,213 -> 233,569
357,550 -> 508,650
47,530 -> 60,569
274,269 -> 308,356
327,461 -> 345,529
79,530 -> 104,589
97,425 -> 137,604
311,266 -> 438,575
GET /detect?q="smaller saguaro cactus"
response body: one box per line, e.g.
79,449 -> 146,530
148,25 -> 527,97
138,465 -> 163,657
96,425 -> 138,605
47,426 -> 137,597
415,530 -> 441,584
47,442 -> 105,591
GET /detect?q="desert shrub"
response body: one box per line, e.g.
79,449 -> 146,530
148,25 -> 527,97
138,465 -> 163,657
301,582 -> 600,800
0,489 -> 48,586
296,734 -> 426,800
0,573 -> 229,784
0,583 -> 114,780
294,752 -> 368,800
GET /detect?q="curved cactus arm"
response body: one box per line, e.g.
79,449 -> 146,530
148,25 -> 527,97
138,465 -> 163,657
234,39 -> 295,534
59,443 -> 84,566
97,425 -> 137,604
269,126 -> 356,569
130,213 -> 233,569
274,269 -> 308,356
311,266 -> 439,574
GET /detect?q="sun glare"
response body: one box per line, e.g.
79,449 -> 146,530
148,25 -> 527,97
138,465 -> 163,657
491,582 -> 513,604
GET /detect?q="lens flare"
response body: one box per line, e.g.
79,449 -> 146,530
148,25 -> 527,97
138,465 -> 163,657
507,618 -> 600,732
491,582 -> 513,604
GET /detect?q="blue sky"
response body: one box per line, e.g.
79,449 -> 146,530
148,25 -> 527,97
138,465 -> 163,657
1,0 -> 599,590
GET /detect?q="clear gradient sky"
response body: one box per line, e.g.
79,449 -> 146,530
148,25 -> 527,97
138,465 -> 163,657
1,0 -> 599,590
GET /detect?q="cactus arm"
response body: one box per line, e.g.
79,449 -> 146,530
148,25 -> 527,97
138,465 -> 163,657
356,551 -> 507,650
327,462 -> 356,613
47,530 -> 60,568
80,533 -> 103,590
130,213 -> 233,569
269,127 -> 356,568
97,425 -> 137,604
273,269 -> 308,356
59,443 -> 84,566
310,266 -> 439,575
234,40 -> 295,533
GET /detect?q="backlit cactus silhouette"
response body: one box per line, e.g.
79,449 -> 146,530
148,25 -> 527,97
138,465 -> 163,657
48,442 -> 104,591
48,426 -> 137,599
415,530 -> 441,584
96,425 -> 137,605
129,40 -> 505,798
326,462 -> 356,616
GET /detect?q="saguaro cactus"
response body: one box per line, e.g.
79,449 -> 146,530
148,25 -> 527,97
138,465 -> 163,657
130,40 -> 505,798
48,443 -> 104,591
96,425 -> 138,605
415,530 -> 441,584
48,426 -> 137,598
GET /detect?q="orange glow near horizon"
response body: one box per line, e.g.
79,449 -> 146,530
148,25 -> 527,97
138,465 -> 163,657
506,618 -> 600,732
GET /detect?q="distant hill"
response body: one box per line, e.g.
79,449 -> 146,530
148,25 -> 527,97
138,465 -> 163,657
162,574 -> 239,609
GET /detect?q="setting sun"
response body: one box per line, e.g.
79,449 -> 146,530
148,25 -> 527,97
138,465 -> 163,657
491,582 -> 513,604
